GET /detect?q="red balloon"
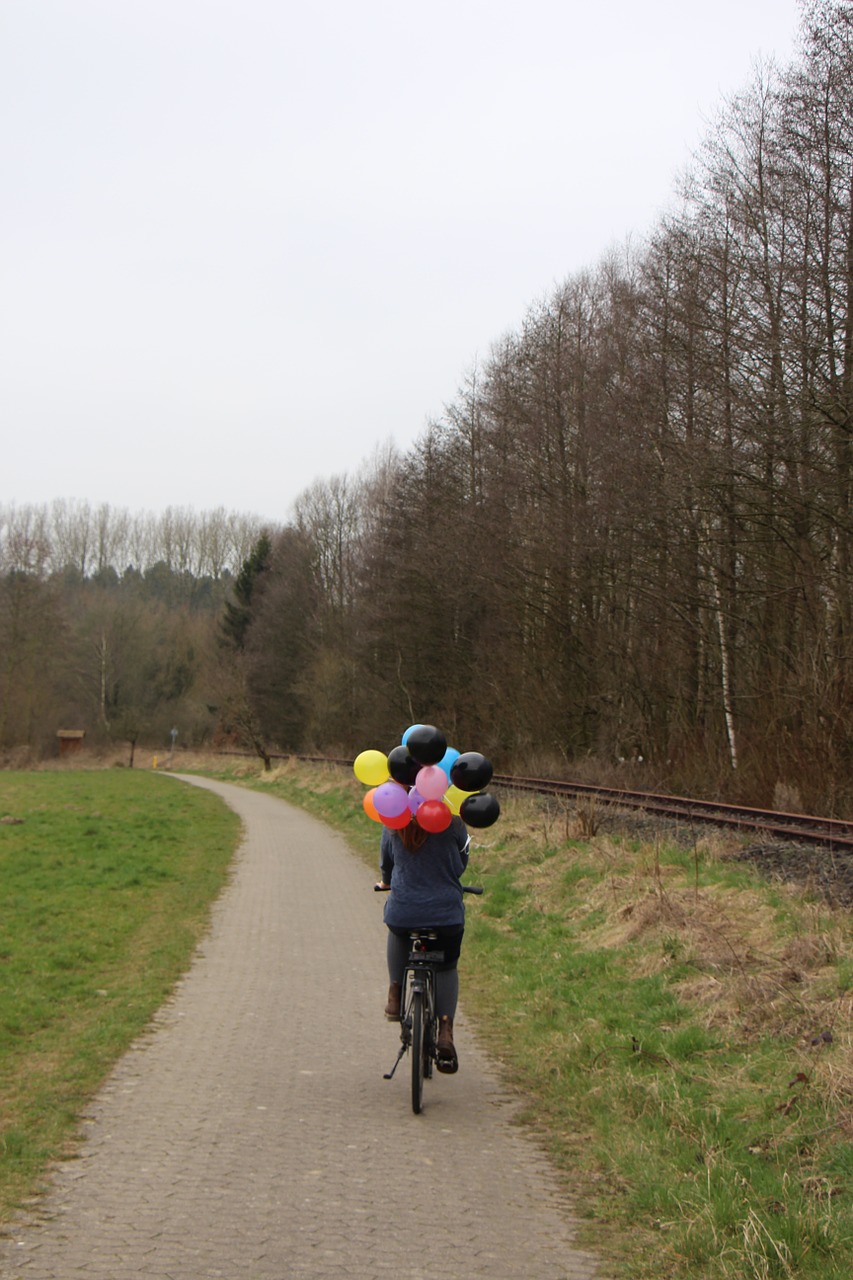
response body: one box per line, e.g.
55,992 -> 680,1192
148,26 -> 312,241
381,808 -> 412,829
415,799 -> 452,833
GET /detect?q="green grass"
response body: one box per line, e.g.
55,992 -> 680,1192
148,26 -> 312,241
211,756 -> 853,1280
0,769 -> 239,1221
4,755 -> 852,1278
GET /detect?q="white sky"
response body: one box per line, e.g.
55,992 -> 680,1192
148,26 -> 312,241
1,0 -> 802,525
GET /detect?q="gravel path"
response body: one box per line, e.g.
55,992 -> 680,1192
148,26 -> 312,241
0,775 -> 602,1280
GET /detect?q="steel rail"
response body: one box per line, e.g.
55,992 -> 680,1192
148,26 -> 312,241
494,774 -> 853,850
204,749 -> 853,850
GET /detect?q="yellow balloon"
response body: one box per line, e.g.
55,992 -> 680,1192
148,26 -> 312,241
444,784 -> 470,814
353,749 -> 390,787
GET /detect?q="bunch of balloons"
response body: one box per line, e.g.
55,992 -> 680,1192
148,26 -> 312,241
353,723 -> 500,833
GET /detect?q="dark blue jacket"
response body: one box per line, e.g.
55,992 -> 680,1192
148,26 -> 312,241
380,817 -> 470,928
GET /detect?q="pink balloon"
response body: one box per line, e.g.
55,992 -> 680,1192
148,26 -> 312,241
416,765 -> 447,801
373,781 -> 409,819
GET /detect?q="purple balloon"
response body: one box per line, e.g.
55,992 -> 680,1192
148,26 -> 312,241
407,787 -> 425,814
373,781 -> 409,819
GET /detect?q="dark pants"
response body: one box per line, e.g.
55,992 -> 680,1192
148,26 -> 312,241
386,925 -> 464,1020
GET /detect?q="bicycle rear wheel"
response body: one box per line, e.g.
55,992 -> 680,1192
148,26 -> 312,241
411,989 -> 425,1113
423,992 -> 435,1080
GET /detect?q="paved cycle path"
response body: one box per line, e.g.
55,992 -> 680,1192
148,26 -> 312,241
2,775 -> 602,1280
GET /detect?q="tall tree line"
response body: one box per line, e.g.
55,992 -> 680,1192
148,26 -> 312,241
240,2 -> 853,811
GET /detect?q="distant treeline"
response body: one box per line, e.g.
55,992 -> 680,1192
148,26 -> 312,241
4,2 -> 853,814
0,502 -> 272,756
0,500 -> 268,581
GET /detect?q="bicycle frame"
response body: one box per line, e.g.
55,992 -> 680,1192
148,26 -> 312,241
402,934 -> 442,1054
383,930 -> 442,1111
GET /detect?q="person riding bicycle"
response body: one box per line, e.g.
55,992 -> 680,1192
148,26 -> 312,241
376,814 -> 470,1074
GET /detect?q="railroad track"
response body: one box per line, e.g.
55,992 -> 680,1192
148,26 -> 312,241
208,750 -> 853,851
494,774 -> 853,851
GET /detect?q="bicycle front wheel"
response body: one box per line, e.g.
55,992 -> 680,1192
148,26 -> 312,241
410,989 -> 425,1114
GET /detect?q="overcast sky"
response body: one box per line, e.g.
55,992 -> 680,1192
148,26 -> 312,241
2,0 -> 803,525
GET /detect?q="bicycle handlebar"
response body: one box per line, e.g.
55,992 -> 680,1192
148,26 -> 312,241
373,883 -> 483,894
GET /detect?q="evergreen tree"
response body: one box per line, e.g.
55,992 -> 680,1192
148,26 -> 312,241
220,533 -> 272,651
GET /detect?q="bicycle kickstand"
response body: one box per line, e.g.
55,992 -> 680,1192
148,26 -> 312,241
383,1040 -> 408,1081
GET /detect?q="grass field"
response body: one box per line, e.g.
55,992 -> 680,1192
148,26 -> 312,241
212,756 -> 853,1280
3,756 -> 852,1278
0,768 -> 239,1222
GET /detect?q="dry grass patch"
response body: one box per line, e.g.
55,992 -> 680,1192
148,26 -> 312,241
572,843 -> 853,1048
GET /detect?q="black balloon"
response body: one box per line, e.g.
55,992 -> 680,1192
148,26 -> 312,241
460,792 -> 500,828
406,724 -> 447,765
449,751 -> 493,792
387,745 -> 421,786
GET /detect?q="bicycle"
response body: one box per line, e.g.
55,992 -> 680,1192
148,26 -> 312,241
375,884 -> 482,1114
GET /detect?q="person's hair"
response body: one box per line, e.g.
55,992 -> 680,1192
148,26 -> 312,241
398,820 -> 429,852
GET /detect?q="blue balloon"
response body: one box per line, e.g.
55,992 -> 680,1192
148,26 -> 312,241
437,746 -> 460,781
402,723 -> 424,746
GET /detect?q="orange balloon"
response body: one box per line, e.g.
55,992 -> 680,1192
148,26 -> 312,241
363,788 -> 381,822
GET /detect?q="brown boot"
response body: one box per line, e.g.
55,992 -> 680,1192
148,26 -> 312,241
384,982 -> 402,1020
436,1015 -> 459,1073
